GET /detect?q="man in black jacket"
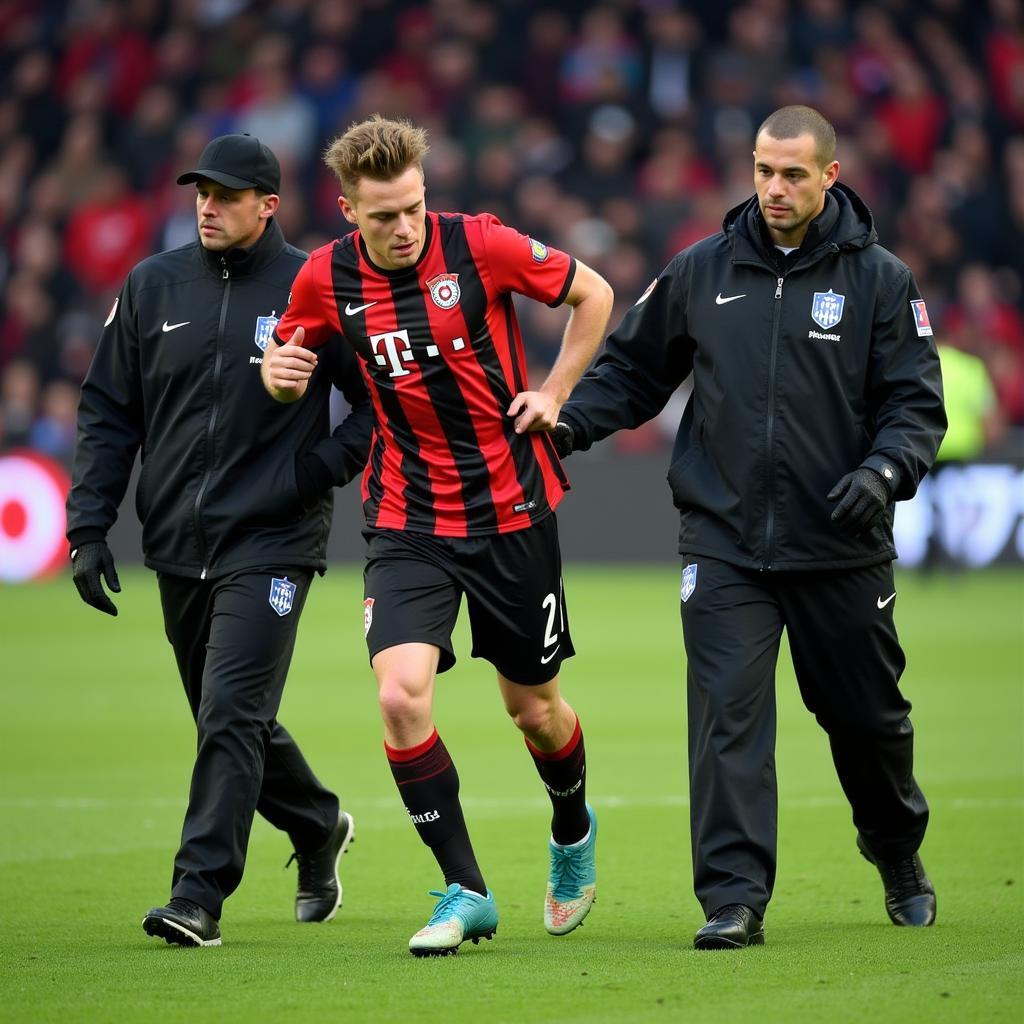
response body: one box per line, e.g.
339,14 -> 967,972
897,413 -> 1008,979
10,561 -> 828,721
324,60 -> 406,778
554,106 -> 946,949
66,134 -> 372,947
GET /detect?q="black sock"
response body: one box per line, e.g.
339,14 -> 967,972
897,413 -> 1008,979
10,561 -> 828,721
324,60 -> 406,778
386,729 -> 487,895
527,716 -> 589,845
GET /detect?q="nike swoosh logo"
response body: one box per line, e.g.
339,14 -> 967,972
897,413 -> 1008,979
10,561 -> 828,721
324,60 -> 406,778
162,320 -> 190,332
715,293 -> 746,305
877,593 -> 896,609
345,301 -> 377,316
540,645 -> 561,665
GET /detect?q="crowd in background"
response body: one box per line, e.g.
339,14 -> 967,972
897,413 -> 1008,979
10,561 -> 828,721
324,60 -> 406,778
1,0 -> 1023,465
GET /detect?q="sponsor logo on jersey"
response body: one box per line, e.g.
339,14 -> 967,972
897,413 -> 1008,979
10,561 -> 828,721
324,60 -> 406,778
811,289 -> 845,330
254,311 -> 279,352
513,500 -> 537,513
363,597 -> 374,637
529,237 -> 549,262
681,562 -> 698,603
910,299 -> 933,337
427,273 -> 461,309
269,576 -> 296,616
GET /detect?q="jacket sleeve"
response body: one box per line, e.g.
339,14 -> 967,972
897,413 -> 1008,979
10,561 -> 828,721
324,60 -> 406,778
560,257 -> 695,452
860,268 -> 946,501
66,277 -> 144,546
307,339 -> 373,489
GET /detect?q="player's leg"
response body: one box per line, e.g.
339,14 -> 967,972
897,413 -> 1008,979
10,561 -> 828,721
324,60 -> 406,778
781,564 -> 933,925
461,515 -> 594,933
680,554 -> 782,949
364,531 -> 496,955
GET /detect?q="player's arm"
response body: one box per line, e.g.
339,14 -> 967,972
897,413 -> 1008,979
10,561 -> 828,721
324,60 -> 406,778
508,260 -> 614,434
261,325 -> 317,403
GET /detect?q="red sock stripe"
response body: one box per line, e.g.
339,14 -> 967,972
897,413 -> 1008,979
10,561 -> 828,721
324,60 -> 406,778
385,728 -> 439,763
525,716 -> 582,762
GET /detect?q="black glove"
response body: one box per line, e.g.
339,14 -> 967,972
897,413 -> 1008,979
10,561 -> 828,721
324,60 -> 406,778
71,541 -> 121,616
294,450 -> 334,509
827,467 -> 890,536
551,421 -> 574,459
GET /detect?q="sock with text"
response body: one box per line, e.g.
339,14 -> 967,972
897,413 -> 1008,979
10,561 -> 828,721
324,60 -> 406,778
386,729 -> 487,895
527,716 -> 589,845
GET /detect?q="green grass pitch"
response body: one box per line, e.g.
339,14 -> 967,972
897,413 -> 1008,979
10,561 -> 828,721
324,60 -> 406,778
1,565 -> 1021,1023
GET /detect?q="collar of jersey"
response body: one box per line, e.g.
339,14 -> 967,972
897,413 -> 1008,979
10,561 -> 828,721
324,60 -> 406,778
198,216 -> 286,277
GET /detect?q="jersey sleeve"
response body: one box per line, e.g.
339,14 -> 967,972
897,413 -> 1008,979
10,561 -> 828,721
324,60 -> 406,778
478,216 -> 576,307
272,250 -> 339,350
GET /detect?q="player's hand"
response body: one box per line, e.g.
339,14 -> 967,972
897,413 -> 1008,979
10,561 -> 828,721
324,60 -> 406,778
265,327 -> 317,392
71,541 -> 121,616
827,467 -> 890,536
507,390 -> 561,434
551,421 -> 574,459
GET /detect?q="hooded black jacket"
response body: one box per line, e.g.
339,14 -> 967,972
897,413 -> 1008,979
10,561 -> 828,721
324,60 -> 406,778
67,218 -> 372,578
561,183 -> 946,570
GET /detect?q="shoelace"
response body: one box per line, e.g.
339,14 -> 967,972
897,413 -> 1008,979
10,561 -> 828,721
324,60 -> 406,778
425,888 -> 477,926
549,844 -> 587,902
166,896 -> 200,916
284,851 -> 318,893
882,856 -> 926,897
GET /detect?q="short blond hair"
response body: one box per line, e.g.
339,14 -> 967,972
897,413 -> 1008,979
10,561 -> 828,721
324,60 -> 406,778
324,115 -> 430,197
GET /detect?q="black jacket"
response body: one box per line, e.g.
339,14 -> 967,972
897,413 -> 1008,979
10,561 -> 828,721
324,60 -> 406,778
67,218 -> 372,578
561,183 -> 946,570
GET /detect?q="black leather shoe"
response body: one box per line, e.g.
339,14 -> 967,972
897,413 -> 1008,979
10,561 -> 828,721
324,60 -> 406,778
693,904 -> 765,950
288,810 -> 356,923
142,897 -> 221,947
857,835 -> 936,926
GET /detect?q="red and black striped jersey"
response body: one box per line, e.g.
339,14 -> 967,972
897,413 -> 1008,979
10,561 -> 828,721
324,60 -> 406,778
273,211 -> 575,537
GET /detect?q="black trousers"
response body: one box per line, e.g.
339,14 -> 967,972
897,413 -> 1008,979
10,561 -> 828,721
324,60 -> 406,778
679,554 -> 929,918
158,569 -> 338,918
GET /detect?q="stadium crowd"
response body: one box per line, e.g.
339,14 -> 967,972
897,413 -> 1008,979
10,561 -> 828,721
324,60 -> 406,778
1,0 -> 1023,464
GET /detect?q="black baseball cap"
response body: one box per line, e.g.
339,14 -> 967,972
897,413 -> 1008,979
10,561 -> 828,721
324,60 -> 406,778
176,133 -> 281,194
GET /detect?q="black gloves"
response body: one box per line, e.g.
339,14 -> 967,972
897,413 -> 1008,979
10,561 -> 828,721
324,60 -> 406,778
294,450 -> 334,509
551,421 -> 574,459
827,467 -> 891,536
71,541 -> 121,616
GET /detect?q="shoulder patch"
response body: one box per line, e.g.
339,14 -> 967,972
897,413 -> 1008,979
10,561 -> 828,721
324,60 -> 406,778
529,238 -> 549,263
910,299 -> 933,337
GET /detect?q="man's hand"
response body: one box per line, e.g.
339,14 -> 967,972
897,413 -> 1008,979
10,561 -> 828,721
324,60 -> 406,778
507,390 -> 561,434
827,468 -> 890,536
551,421 -> 574,459
71,541 -> 121,616
262,326 -> 316,403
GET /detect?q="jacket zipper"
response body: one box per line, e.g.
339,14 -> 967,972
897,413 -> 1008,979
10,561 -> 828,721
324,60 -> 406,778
193,262 -> 231,579
762,275 -> 784,570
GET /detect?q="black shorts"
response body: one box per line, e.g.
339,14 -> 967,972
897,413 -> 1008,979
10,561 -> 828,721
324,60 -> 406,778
362,514 -> 574,685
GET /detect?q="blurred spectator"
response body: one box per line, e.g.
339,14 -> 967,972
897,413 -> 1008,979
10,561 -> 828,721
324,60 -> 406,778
944,264 -> 1024,424
0,359 -> 40,449
63,167 -> 153,295
28,378 -> 79,465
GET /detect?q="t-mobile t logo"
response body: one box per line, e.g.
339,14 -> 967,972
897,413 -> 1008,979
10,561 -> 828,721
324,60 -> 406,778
370,329 -> 414,377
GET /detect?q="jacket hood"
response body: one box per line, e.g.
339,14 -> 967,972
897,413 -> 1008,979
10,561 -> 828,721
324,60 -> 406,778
723,181 -> 877,263
197,216 -> 287,276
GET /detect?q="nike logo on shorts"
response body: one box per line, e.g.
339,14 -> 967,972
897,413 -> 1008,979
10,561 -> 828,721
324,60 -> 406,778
540,645 -> 561,665
877,592 -> 896,609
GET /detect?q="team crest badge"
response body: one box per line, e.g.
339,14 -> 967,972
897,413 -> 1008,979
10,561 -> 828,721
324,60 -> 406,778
910,299 -> 933,337
681,563 -> 698,603
363,597 -> 375,637
427,273 -> 461,309
810,290 -> 845,330
253,311 -> 279,352
529,238 -> 549,262
269,576 -> 296,616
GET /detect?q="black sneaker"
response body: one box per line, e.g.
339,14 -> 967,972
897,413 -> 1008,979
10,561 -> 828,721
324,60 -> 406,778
693,904 -> 765,950
142,897 -> 221,947
288,810 -> 355,923
857,835 -> 936,927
